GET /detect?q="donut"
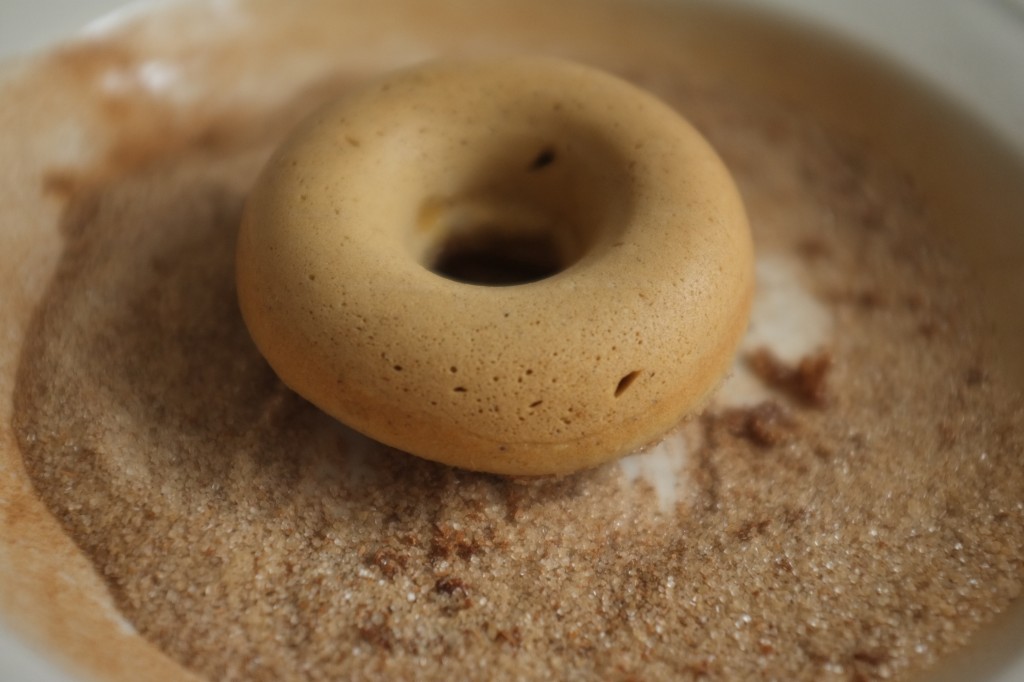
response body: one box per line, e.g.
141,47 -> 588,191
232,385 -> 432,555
236,57 -> 754,476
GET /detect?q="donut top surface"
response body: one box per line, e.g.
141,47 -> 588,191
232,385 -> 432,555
237,57 -> 754,475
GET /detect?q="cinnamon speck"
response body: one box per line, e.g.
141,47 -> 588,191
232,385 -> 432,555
747,347 -> 832,407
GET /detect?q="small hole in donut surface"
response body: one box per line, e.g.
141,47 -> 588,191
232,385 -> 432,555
615,370 -> 641,397
429,230 -> 566,286
528,146 -> 556,171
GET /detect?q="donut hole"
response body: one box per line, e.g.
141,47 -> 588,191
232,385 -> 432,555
411,128 -> 633,286
430,229 -> 565,286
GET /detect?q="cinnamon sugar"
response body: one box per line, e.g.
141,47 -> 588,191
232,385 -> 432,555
12,74 -> 1024,682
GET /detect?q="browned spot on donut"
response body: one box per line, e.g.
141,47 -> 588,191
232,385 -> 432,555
417,197 -> 444,233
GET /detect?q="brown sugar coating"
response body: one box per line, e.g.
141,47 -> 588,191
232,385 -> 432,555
12,73 -> 1024,681
237,58 -> 753,476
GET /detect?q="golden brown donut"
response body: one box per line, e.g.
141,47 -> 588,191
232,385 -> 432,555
237,57 -> 753,475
